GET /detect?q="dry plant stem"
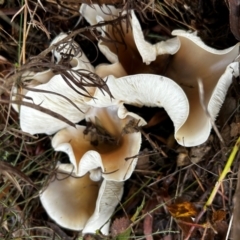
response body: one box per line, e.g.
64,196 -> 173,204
227,214 -> 233,240
0,99 -> 76,128
1,15 -> 127,95
148,164 -> 194,187
21,1 -> 28,64
218,167 -> 226,210
146,1 -> 196,31
140,130 -> 168,158
20,1 -> 46,62
205,136 -> 240,208
201,227 -> 208,240
191,169 -> 205,192
185,136 -> 240,240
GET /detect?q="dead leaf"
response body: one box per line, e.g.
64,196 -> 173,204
143,111 -> 168,129
176,217 -> 197,238
230,122 -> 240,137
212,210 -> 227,223
177,151 -> 190,166
136,149 -> 150,170
190,144 -> 211,164
167,201 -> 197,218
143,196 -> 160,240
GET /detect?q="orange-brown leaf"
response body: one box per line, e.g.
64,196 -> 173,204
167,201 -> 197,218
212,210 -> 227,223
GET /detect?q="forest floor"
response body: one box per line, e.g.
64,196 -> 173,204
0,0 -> 240,239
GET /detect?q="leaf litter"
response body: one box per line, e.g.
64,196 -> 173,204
0,0 -> 240,239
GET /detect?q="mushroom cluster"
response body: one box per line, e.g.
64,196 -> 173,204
15,4 -> 239,235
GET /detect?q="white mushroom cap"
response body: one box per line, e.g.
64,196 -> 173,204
40,165 -> 99,230
19,73 -> 93,135
80,5 -> 240,146
95,62 -> 127,78
51,105 -> 142,181
19,33 -> 98,135
80,4 -> 179,74
83,180 -> 124,234
131,10 -> 180,64
164,30 -> 240,146
40,164 -> 123,233
99,74 -> 189,138
20,69 -> 55,84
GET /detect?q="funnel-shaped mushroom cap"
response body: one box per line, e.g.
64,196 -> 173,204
40,166 -> 99,230
131,11 -> 180,65
163,30 -> 240,146
40,164 -> 123,233
52,105 -> 142,181
80,4 -> 179,75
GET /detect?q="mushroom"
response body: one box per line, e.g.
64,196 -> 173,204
51,105 -> 143,182
16,22 -> 239,233
80,4 -> 180,75
40,164 -> 123,233
26,73 -> 188,233
163,30 -> 239,146
18,33 -> 100,135
16,33 -> 191,233
80,4 -> 240,146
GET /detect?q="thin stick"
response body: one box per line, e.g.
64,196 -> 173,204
205,137 -> 240,209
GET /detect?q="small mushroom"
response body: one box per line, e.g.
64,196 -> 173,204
40,164 -> 123,233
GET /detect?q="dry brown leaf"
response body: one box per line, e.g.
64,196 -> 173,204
230,122 -> 240,137
167,201 -> 197,218
212,210 -> 227,223
143,111 -> 168,129
190,144 -> 211,164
